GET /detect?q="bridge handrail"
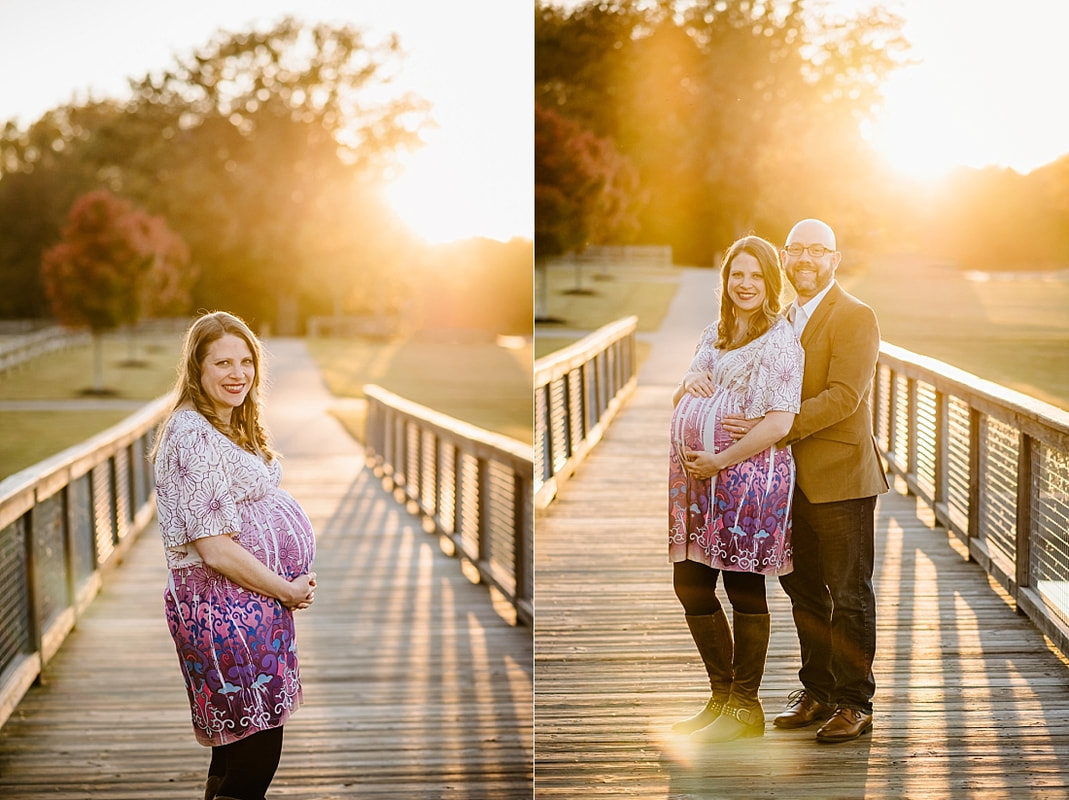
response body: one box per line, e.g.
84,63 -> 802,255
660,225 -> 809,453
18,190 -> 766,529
533,316 -> 639,509
555,245 -> 674,268
0,395 -> 170,729
363,385 -> 533,626
874,341 -> 1069,657
0,327 -> 90,375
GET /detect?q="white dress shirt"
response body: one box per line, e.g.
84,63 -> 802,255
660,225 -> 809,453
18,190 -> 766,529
788,281 -> 835,338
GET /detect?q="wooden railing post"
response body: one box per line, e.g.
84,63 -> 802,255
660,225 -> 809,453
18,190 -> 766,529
934,390 -> 949,519
968,408 -> 982,553
906,376 -> 918,488
887,367 -> 899,461
513,472 -> 532,626
1015,433 -> 1033,595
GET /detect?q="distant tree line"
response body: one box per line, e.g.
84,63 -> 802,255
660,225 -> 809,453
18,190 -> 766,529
0,17 -> 532,335
535,0 -> 1069,271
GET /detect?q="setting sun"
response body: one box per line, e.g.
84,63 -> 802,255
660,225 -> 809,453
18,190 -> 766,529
841,0 -> 1069,178
0,0 -> 532,245
385,120 -> 532,245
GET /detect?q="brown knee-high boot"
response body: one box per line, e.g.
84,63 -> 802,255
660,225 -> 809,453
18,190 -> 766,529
692,610 -> 769,742
204,775 -> 222,800
672,609 -> 734,734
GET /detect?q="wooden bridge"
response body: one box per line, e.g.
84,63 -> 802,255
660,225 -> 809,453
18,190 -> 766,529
534,276 -> 1069,798
0,339 -> 532,799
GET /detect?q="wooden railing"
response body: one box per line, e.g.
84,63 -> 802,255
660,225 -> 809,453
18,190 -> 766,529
0,396 -> 170,729
0,327 -> 90,375
875,343 -> 1069,656
555,245 -> 674,268
534,316 -> 638,509
363,385 -> 533,627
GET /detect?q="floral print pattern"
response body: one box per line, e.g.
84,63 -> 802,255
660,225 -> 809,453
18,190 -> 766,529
669,318 -> 804,576
155,410 -> 315,746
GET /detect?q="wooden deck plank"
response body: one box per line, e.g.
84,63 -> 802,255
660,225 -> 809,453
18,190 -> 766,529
534,384 -> 1069,799
0,341 -> 532,799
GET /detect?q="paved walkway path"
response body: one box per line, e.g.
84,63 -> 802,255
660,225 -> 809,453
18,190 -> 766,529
636,266 -> 720,387
0,338 -> 532,799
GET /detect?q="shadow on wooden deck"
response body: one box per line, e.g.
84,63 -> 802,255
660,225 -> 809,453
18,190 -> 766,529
534,385 -> 1069,799
0,453 -> 532,799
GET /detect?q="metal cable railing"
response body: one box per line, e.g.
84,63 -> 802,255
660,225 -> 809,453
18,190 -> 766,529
0,396 -> 170,729
875,342 -> 1069,656
533,316 -> 638,509
364,385 -> 533,626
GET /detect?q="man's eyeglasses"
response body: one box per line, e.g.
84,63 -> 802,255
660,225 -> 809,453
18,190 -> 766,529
784,243 -> 834,258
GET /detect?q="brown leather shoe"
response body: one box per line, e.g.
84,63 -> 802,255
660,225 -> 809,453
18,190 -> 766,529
816,706 -> 873,743
772,689 -> 835,729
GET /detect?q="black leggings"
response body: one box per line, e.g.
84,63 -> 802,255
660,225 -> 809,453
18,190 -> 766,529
208,726 -> 284,800
673,559 -> 768,616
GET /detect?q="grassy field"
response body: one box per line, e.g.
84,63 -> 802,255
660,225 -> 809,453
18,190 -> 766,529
3,255 -> 1064,481
538,263 -> 681,332
0,332 -> 184,480
0,331 -> 532,482
306,334 -> 532,445
535,263 -> 681,370
0,333 -> 183,401
843,254 -> 1069,412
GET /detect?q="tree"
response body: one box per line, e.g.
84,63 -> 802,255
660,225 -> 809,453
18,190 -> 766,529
0,102 -> 128,317
120,17 -> 430,331
535,103 -> 641,318
40,189 -> 191,392
536,1 -> 910,264
1,18 -> 430,330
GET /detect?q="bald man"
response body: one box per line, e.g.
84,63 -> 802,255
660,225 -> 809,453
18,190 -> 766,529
724,218 -> 888,742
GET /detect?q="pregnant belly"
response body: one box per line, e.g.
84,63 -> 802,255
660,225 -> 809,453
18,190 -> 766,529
238,492 -> 316,578
671,393 -> 737,455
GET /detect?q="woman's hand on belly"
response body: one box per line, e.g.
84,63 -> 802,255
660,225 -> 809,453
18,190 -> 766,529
722,413 -> 762,441
682,448 -> 723,480
682,370 -> 715,398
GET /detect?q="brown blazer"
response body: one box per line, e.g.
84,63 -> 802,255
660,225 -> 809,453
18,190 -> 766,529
786,282 -> 890,503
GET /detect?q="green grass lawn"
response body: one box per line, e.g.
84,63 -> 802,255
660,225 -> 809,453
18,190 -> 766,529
843,255 -> 1069,412
0,332 -> 184,481
0,410 -> 136,480
0,333 -> 182,400
0,331 -> 533,482
534,254 -> 1069,413
537,264 -> 682,333
535,263 -> 683,366
305,334 -> 533,445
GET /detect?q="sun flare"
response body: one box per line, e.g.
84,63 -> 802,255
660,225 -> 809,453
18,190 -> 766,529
847,0 -> 1069,180
384,131 -> 530,245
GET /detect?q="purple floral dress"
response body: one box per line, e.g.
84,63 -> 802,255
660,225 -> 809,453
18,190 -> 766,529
669,317 -> 803,576
154,409 -> 315,746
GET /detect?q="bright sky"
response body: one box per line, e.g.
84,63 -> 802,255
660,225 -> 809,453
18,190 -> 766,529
834,0 -> 1069,178
0,0 -> 533,244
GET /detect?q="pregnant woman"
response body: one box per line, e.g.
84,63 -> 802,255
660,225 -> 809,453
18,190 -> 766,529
668,235 -> 804,743
152,311 -> 317,800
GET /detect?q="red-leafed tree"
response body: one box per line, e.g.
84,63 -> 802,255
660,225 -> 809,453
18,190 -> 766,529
41,188 -> 192,392
535,102 -> 641,319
